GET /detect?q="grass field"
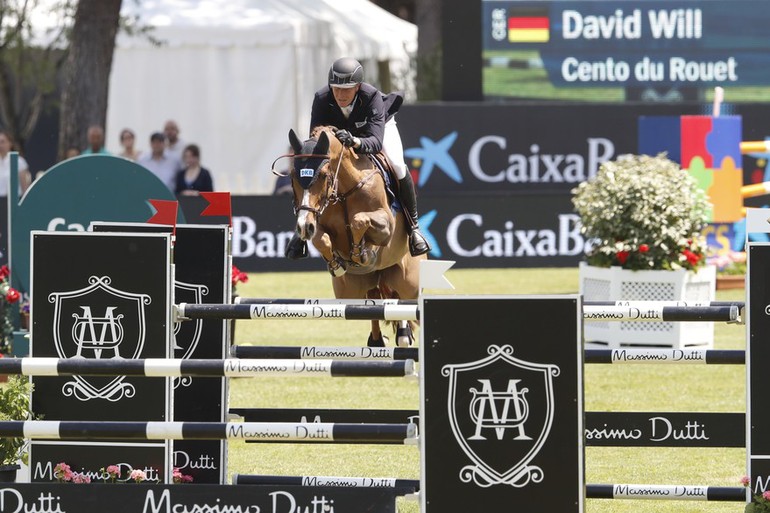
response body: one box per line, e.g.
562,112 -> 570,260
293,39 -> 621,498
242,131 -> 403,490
229,267 -> 747,512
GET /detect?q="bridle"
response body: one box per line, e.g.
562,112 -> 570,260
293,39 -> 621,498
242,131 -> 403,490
273,149 -> 378,219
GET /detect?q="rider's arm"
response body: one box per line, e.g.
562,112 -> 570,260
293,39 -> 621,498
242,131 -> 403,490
352,89 -> 386,154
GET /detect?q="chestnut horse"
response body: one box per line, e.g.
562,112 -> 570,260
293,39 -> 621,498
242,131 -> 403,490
285,126 -> 425,346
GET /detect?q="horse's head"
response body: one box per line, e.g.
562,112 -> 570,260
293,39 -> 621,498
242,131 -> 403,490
288,128 -> 336,241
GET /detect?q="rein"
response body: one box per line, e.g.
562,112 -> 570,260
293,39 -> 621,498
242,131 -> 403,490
279,144 -> 382,265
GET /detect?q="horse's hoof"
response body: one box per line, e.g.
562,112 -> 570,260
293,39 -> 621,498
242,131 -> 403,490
367,334 -> 386,347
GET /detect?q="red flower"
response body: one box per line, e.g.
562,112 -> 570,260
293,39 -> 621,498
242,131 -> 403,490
682,249 -> 700,265
639,244 -> 649,253
5,288 -> 20,303
616,251 -> 629,264
231,265 -> 248,286
0,265 -> 9,279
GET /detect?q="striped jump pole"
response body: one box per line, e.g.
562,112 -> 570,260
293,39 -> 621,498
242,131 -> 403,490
585,349 -> 745,365
232,474 -> 420,495
230,345 -> 419,362
584,300 -> 744,308
0,358 -> 416,378
179,303 -> 737,323
0,421 -> 418,444
176,303 -> 419,321
586,484 -> 746,501
236,297 -> 418,306
582,305 -> 739,323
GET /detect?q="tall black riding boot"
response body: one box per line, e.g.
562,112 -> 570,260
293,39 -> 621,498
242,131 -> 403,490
397,174 -> 431,256
285,233 -> 308,260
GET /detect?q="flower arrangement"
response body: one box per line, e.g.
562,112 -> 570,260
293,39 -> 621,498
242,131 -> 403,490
743,475 -> 770,512
55,462 -> 192,484
0,265 -> 21,353
572,153 -> 710,271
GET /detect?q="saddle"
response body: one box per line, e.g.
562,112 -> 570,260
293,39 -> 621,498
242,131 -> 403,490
368,153 -> 400,213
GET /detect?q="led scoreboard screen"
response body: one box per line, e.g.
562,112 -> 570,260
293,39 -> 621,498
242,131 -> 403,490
482,0 -> 770,101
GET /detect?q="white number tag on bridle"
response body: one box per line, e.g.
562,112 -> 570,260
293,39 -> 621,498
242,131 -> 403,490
300,168 -> 314,178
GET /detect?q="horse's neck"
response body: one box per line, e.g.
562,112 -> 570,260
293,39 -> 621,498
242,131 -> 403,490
333,155 -> 368,193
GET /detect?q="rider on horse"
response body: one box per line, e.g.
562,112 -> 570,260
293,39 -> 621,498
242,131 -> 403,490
285,57 -> 431,260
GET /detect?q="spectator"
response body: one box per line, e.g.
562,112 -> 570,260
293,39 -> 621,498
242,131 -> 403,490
137,132 -> 182,191
164,120 -> 185,162
0,130 -> 30,196
117,128 -> 141,161
175,144 -> 214,196
81,125 -> 110,155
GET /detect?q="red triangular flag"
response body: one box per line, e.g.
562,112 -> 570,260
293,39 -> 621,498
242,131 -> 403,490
200,191 -> 232,226
147,199 -> 178,226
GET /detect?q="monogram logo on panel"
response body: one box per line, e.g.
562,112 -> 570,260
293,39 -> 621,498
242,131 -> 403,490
49,276 -> 151,401
442,344 -> 560,488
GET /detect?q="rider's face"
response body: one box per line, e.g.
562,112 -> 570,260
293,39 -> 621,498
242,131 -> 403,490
332,84 -> 360,108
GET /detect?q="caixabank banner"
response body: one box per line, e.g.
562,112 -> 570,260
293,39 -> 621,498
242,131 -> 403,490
395,102 -> 770,194
178,193 -> 586,271
420,296 -> 583,512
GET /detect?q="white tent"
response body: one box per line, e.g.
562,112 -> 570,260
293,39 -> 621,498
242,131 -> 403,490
106,0 -> 417,194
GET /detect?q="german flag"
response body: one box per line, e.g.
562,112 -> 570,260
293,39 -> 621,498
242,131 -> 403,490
508,14 -> 549,43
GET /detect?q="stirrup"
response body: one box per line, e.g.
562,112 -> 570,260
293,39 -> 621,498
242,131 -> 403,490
408,230 -> 430,256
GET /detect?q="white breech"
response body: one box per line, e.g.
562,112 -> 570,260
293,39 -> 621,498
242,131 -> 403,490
382,117 -> 408,180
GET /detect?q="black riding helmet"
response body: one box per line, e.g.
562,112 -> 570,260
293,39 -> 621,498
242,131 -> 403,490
328,57 -> 364,88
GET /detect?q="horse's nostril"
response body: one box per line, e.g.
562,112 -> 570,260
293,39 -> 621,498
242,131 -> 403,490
307,224 -> 315,238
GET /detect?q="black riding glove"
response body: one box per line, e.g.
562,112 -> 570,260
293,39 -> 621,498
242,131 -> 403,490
335,129 -> 358,148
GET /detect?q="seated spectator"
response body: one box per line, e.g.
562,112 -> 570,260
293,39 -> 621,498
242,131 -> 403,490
137,132 -> 182,191
175,144 -> 213,196
118,128 -> 141,161
81,125 -> 110,155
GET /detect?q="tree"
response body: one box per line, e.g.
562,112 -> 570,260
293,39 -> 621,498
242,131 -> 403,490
57,0 -> 122,160
415,0 -> 442,101
0,0 -> 71,154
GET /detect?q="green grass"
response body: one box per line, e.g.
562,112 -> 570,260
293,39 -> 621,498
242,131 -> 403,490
229,268 -> 747,512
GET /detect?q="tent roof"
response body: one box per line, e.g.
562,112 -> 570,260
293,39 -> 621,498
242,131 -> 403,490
118,0 -> 417,59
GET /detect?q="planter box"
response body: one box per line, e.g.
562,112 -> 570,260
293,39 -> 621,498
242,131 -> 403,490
579,263 -> 717,349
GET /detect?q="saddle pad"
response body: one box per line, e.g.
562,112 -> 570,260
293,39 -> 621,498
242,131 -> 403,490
369,153 -> 401,213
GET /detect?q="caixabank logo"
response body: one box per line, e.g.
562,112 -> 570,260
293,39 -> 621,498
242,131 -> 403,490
403,128 -> 616,192
416,204 -> 589,267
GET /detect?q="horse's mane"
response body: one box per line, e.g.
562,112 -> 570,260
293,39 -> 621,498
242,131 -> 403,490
309,125 -> 336,140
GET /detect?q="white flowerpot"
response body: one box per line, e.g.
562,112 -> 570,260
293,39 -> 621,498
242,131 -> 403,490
578,262 -> 717,349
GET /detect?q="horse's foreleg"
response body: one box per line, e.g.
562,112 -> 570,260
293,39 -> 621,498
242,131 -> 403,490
312,229 -> 346,277
366,288 -> 386,347
350,209 -> 392,265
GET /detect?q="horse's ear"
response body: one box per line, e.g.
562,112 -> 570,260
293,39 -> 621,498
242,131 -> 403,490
288,129 -> 303,154
316,131 -> 330,155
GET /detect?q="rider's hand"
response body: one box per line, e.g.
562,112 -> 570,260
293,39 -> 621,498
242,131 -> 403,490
335,129 -> 359,148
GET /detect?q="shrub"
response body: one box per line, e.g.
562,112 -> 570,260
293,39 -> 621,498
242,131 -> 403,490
572,153 -> 710,271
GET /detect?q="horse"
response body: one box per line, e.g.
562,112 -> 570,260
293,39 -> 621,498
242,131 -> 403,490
283,126 -> 426,347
